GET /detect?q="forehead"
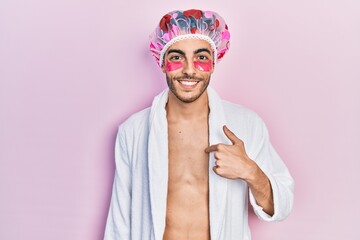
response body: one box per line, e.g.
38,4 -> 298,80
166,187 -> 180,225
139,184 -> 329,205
166,38 -> 213,54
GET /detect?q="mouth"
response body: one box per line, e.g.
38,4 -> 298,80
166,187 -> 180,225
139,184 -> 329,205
178,80 -> 198,86
177,80 -> 200,89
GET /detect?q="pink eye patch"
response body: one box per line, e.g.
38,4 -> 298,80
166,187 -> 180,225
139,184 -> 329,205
165,60 -> 213,72
194,61 -> 213,72
165,60 -> 183,71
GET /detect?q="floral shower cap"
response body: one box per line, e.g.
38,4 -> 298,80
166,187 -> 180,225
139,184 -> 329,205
149,9 -> 230,67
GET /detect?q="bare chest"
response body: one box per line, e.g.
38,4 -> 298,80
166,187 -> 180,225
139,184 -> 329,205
167,121 -> 209,181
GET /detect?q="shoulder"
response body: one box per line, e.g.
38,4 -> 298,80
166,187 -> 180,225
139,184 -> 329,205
118,107 -> 151,136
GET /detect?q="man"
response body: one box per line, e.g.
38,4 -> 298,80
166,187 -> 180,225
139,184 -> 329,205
104,9 -> 294,240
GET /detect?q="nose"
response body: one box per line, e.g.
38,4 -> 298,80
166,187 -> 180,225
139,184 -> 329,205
181,59 -> 196,76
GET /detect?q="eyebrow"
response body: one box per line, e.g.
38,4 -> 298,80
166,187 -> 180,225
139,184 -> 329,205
167,49 -> 185,55
194,48 -> 212,55
166,48 -> 212,56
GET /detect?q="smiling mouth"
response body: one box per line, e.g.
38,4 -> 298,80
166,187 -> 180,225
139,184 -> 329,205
178,80 -> 198,86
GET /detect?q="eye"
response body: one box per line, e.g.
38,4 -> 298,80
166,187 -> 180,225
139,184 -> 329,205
169,55 -> 182,61
198,55 -> 210,61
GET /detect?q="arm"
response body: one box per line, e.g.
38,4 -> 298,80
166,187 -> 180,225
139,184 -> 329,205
246,162 -> 274,216
104,127 -> 132,239
249,116 -> 294,221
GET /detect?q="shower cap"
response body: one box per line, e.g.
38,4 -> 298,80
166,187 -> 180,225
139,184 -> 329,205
149,9 -> 230,67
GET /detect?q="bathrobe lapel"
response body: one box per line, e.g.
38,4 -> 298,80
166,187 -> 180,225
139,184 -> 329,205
148,89 -> 169,240
147,87 -> 229,240
207,87 -> 230,239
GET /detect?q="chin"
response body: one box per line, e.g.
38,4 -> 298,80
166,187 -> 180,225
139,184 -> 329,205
172,88 -> 208,103
176,95 -> 200,103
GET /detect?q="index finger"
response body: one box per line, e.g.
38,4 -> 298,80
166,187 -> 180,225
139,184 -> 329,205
205,144 -> 219,153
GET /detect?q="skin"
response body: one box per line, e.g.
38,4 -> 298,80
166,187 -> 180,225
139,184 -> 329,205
162,39 -> 274,240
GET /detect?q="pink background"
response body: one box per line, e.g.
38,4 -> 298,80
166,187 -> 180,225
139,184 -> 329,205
1,0 -> 359,239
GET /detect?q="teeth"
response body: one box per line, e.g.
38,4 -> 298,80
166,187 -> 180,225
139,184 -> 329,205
180,81 -> 197,86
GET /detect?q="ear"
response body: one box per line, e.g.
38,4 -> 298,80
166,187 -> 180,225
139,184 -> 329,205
210,60 -> 215,74
161,62 -> 166,73
211,53 -> 216,74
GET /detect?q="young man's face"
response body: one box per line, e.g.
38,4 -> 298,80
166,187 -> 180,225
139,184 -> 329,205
162,38 -> 214,103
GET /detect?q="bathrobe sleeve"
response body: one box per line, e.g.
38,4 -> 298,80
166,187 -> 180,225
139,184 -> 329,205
248,115 -> 295,222
104,126 -> 132,239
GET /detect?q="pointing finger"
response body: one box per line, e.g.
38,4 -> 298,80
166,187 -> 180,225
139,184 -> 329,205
205,144 -> 219,153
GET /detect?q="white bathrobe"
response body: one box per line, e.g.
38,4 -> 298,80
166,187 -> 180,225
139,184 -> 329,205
104,86 -> 294,240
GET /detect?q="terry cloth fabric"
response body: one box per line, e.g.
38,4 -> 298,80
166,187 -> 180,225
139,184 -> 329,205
104,86 -> 294,240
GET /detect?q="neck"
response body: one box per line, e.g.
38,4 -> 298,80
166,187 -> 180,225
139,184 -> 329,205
166,91 -> 209,122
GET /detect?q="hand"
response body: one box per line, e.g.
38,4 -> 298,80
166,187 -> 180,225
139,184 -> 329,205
205,125 -> 256,180
206,125 -> 274,214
